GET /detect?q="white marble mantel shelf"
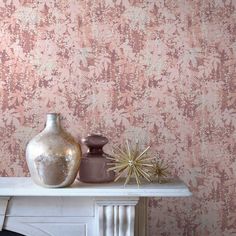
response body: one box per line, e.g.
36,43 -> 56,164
0,177 -> 191,197
0,177 -> 191,236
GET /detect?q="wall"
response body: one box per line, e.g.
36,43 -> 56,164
0,0 -> 235,235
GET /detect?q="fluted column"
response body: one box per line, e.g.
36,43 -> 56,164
96,198 -> 139,236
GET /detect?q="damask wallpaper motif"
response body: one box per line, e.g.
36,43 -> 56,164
0,0 -> 235,235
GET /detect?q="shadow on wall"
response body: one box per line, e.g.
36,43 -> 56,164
0,231 -> 24,236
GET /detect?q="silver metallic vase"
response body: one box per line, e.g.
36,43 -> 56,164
26,113 -> 82,188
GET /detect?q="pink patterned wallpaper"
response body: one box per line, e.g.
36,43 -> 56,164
0,0 -> 235,235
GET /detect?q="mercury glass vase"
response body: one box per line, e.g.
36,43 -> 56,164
26,113 -> 82,188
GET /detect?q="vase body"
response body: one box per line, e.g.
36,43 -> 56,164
79,134 -> 115,183
26,113 -> 82,188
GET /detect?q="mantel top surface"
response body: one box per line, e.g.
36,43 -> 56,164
0,177 -> 192,197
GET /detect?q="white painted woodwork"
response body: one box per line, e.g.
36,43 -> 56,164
0,177 -> 191,236
135,198 -> 148,236
0,197 -> 9,231
0,177 -> 191,197
96,199 -> 138,236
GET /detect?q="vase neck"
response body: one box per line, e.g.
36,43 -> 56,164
88,147 -> 103,155
45,113 -> 61,132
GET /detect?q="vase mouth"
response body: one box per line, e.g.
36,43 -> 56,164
47,112 -> 59,116
46,113 -> 60,119
82,134 -> 108,150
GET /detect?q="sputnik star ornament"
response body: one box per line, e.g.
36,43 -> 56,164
151,158 -> 170,183
107,140 -> 155,186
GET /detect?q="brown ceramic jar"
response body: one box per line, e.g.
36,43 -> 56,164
78,134 -> 115,183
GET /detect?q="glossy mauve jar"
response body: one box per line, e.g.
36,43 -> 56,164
79,134 -> 115,183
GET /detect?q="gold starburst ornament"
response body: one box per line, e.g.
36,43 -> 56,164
107,140 -> 155,186
151,158 -> 170,183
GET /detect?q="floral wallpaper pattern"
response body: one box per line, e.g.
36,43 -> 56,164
0,0 -> 235,235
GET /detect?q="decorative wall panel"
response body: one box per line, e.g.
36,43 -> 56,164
0,1 -> 235,235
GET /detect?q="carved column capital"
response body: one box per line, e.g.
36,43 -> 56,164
96,198 -> 139,236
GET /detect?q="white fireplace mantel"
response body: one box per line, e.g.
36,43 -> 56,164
0,177 -> 191,236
